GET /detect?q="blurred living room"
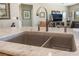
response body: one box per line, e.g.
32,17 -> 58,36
0,0 -> 79,58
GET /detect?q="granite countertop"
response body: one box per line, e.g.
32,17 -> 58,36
0,41 -> 79,56
0,27 -> 79,56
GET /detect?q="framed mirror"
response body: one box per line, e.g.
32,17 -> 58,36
39,12 -> 45,18
23,10 -> 31,20
0,3 -> 10,19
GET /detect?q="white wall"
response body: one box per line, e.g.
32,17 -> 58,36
68,3 -> 79,21
0,3 -> 21,28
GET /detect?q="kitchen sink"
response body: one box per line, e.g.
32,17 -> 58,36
4,31 -> 76,52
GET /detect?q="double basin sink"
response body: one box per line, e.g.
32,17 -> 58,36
3,31 -> 76,52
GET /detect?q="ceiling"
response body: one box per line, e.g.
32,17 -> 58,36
46,3 -> 77,6
59,3 -> 77,6
27,3 -> 77,6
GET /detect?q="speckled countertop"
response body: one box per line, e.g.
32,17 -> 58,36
0,41 -> 79,56
0,27 -> 79,56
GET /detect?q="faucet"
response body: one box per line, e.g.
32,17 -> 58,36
36,7 -> 48,31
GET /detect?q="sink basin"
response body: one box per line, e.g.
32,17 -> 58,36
3,31 -> 76,52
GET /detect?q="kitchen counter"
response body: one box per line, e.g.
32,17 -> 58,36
0,41 -> 79,56
0,27 -> 79,56
0,27 -> 73,40
0,27 -> 74,41
0,27 -> 73,36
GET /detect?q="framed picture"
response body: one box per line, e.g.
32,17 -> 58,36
0,3 -> 10,19
40,12 -> 45,18
23,10 -> 31,19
